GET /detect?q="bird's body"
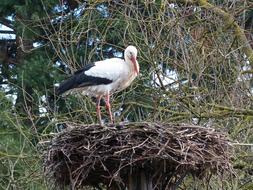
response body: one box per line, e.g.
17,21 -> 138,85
56,46 -> 139,125
58,58 -> 137,96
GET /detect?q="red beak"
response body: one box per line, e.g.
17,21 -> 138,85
130,56 -> 139,75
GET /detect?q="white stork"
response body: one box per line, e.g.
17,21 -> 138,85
56,45 -> 139,125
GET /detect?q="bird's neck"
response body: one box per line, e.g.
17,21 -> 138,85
125,56 -> 139,75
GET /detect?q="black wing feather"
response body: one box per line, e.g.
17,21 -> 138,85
73,63 -> 95,75
56,63 -> 113,95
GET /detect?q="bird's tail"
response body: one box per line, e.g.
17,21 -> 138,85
55,76 -> 76,96
47,71 -> 76,105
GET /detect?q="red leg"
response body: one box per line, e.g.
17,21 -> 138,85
96,95 -> 103,126
105,93 -> 114,124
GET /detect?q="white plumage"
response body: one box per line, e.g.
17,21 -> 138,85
57,45 -> 139,125
83,58 -> 134,95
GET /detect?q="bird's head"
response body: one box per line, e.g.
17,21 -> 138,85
125,45 -> 139,75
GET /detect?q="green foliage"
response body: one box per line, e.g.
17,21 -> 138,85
0,92 -> 47,189
15,54 -> 60,92
0,92 -> 12,128
0,0 -> 253,189
0,127 -> 47,190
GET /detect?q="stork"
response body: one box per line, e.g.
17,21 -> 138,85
56,46 -> 139,125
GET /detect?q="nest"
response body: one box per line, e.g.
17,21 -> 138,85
43,122 -> 234,189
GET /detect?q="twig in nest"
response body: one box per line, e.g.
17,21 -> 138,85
43,122 -> 234,189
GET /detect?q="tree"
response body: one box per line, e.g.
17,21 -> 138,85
0,0 -> 253,189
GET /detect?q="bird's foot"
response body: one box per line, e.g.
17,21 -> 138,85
98,119 -> 105,127
106,120 -> 124,129
115,124 -> 124,130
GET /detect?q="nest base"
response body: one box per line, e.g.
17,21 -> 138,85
43,122 -> 233,189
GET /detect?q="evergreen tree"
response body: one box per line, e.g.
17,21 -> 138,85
0,0 -> 252,189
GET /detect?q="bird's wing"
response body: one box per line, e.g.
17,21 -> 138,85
56,58 -> 124,95
84,58 -> 125,81
73,63 -> 96,75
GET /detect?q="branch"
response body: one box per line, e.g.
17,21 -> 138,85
167,0 -> 253,67
208,103 -> 253,116
241,69 -> 253,74
197,0 -> 253,67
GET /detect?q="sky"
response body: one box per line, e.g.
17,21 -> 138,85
0,23 -> 15,39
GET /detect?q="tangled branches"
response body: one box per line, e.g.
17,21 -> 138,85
43,122 -> 234,189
